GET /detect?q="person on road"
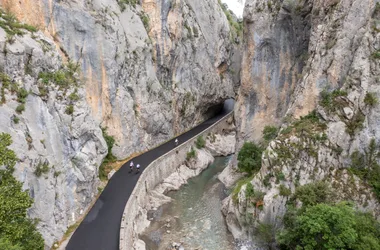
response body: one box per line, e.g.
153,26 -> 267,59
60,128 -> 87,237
136,164 -> 140,174
175,138 -> 179,146
129,161 -> 134,173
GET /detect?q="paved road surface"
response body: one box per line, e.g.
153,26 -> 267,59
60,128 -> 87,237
66,100 -> 234,250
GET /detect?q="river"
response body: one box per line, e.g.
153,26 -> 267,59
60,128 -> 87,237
141,156 -> 235,249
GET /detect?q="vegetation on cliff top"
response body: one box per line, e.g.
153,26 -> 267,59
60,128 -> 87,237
0,133 -> 44,249
218,0 -> 243,41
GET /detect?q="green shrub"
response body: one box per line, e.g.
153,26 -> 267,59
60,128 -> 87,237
99,128 -> 117,181
263,173 -> 272,187
252,190 -> 266,206
195,136 -> 206,149
267,1 -> 273,10
140,13 -> 150,31
349,139 -> 380,200
371,50 -> 380,59
232,177 -> 251,203
345,111 -> 365,136
279,184 -> 291,196
13,116 -> 19,124
65,105 -> 74,115
0,9 -> 38,36
17,88 -> 28,103
294,181 -> 331,206
218,0 -> 243,38
186,147 -> 196,161
15,104 -> 25,114
102,128 -> 116,160
0,133 -> 44,249
256,223 -> 275,246
38,85 -> 48,97
245,182 -> 254,198
280,126 -> 292,135
68,90 -> 80,101
37,61 -> 80,90
288,110 -> 327,137
319,89 -> 348,112
34,161 -> 50,177
263,125 -> 278,142
237,142 -> 263,175
364,92 -> 378,107
98,165 -> 108,181
275,171 -> 285,183
0,72 -> 11,103
118,0 -> 139,10
277,202 -> 380,250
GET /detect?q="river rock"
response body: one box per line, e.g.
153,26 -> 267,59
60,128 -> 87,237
205,131 -> 236,156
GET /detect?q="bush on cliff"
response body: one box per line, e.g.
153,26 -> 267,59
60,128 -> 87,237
237,142 -> 263,175
0,133 -> 44,249
277,202 -> 380,250
195,136 -> 206,149
99,128 -> 117,180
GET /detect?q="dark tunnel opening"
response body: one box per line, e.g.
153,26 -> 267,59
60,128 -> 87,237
202,99 -> 235,120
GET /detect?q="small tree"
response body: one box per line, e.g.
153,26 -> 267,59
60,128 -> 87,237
237,142 -> 263,175
0,133 -> 44,249
195,136 -> 205,149
364,92 -> 378,107
186,147 -> 196,160
263,125 -> 278,142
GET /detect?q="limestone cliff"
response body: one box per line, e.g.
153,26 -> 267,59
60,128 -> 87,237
0,0 -> 237,247
228,0 -> 380,246
0,19 -> 108,247
1,0 -> 238,159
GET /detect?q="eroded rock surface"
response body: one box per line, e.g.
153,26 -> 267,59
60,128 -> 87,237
228,0 -> 380,246
0,0 -> 238,247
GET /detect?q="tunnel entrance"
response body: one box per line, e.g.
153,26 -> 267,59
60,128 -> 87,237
202,99 -> 235,121
203,103 -> 224,119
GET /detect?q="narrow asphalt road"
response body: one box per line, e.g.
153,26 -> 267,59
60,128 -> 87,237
66,100 -> 234,250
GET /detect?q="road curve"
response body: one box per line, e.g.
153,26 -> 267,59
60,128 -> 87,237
66,99 -> 234,250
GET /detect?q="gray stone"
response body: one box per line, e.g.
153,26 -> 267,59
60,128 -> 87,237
0,0 -> 238,247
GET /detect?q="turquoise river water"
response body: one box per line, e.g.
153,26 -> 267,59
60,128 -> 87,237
141,156 -> 236,250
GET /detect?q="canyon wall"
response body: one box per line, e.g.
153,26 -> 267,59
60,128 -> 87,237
228,0 -> 380,246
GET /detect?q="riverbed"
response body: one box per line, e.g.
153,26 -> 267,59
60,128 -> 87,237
141,156 -> 235,250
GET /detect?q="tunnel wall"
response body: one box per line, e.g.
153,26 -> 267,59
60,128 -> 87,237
119,111 -> 234,249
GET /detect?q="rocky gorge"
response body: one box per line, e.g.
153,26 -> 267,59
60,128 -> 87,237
0,0 -> 239,248
1,0 -> 380,249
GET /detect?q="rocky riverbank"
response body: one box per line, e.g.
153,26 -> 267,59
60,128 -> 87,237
133,127 -> 236,249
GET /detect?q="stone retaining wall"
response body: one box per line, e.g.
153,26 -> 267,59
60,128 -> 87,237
119,112 -> 234,249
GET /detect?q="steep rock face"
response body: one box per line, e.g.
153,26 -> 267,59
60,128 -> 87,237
0,0 -> 237,247
236,0 -> 312,143
0,27 -> 107,247
228,0 -> 380,245
2,0 -> 237,159
143,0 -> 237,127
